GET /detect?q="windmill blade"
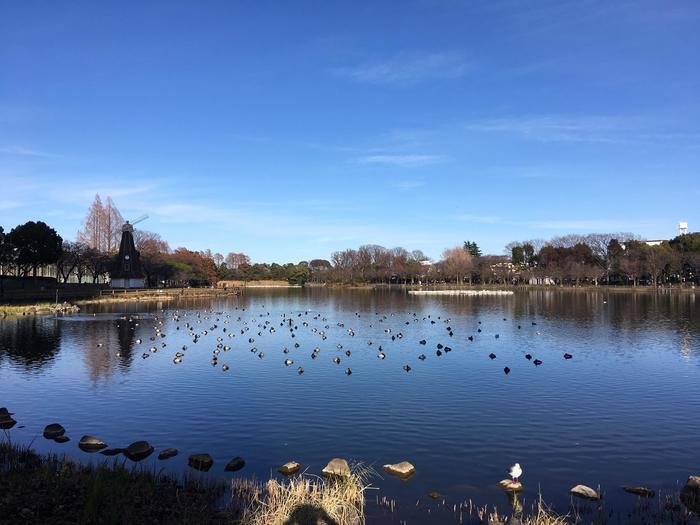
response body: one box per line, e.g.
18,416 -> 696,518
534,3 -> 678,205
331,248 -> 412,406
130,214 -> 149,226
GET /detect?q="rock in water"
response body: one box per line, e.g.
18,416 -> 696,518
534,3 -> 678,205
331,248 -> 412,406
0,417 -> 17,430
43,423 -> 66,440
54,435 -> 70,444
321,458 -> 351,478
188,453 -> 214,472
680,476 -> 700,514
158,448 -> 179,460
224,456 -> 246,472
78,435 -> 108,452
278,461 -> 301,475
570,484 -> 601,500
499,479 -> 523,492
100,448 -> 125,457
383,461 -> 416,479
623,486 -> 655,498
0,407 -> 13,418
427,491 -> 443,500
124,441 -> 154,461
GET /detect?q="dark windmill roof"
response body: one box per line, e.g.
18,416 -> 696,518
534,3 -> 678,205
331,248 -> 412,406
112,223 -> 144,279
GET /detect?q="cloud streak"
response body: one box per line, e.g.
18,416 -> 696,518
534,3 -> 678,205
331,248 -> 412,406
356,154 -> 446,168
332,52 -> 471,86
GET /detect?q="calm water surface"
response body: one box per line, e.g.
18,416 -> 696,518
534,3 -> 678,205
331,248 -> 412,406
2,289 -> 699,523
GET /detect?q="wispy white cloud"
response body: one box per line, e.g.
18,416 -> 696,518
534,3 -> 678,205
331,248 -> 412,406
455,213 -> 503,224
0,201 -> 22,211
463,115 -> 630,143
0,145 -> 57,158
332,51 -> 471,86
528,219 -> 652,230
356,154 -> 446,168
394,180 -> 426,190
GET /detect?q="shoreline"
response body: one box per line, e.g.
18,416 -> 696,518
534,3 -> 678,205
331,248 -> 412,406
1,439 -> 698,524
1,283 -> 697,318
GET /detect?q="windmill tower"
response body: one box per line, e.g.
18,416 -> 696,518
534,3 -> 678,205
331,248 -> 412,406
110,215 -> 148,289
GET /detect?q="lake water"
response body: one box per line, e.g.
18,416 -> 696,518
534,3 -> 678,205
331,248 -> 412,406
2,288 -> 699,523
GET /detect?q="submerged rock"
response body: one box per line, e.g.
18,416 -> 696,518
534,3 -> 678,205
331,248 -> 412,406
54,435 -> 70,444
623,486 -> 655,498
278,461 -> 301,475
570,484 -> 601,500
499,479 -> 523,492
224,456 -> 245,472
158,448 -> 179,460
43,423 -> 66,440
680,476 -> 700,514
0,417 -> 17,430
427,491 -> 443,500
78,435 -> 108,452
188,453 -> 214,472
383,461 -> 416,480
100,448 -> 125,456
321,458 -> 351,478
124,441 -> 154,461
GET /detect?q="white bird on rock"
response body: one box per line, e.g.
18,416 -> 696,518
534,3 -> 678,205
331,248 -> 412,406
509,463 -> 522,483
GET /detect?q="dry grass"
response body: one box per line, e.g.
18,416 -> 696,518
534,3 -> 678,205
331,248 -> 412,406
234,465 -> 372,525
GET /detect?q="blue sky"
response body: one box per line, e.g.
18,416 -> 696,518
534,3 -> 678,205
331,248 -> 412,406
1,0 -> 699,262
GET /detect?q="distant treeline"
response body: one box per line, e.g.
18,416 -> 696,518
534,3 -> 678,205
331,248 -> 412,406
2,195 -> 699,288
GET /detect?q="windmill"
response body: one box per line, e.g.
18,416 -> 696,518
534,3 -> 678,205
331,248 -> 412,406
110,214 -> 149,289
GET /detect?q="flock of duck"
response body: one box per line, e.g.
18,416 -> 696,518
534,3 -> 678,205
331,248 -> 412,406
108,306 -> 574,378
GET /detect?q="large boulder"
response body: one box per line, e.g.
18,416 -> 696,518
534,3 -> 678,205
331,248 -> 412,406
278,461 -> 301,475
158,448 -> 179,460
78,435 -> 108,452
570,484 -> 601,500
124,441 -> 154,461
188,453 -> 214,472
680,476 -> 700,514
43,423 -> 66,440
383,461 -> 416,480
224,456 -> 246,472
321,458 -> 351,478
499,479 -> 523,492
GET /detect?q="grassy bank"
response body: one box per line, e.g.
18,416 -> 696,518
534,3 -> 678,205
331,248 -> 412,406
1,440 -> 698,524
0,302 -> 79,318
0,440 -> 230,524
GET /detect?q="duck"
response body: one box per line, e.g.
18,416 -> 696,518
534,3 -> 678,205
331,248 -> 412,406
503,367 -> 510,375
489,353 -> 497,359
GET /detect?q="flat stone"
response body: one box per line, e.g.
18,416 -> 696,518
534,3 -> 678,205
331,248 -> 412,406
224,456 -> 246,472
383,461 -> 416,479
100,448 -> 125,456
158,448 -> 179,460
278,461 -> 302,475
124,441 -> 154,461
570,484 -> 601,500
43,423 -> 66,440
321,458 -> 351,478
188,453 -> 214,472
0,417 -> 17,430
78,435 -> 108,452
54,435 -> 70,444
499,479 -> 523,492
623,486 -> 655,498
